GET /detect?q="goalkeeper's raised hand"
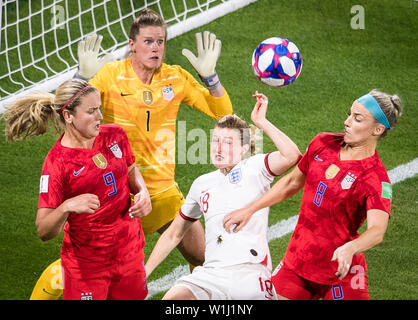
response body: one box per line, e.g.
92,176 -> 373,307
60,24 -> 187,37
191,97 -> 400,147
76,34 -> 114,80
182,31 -> 222,90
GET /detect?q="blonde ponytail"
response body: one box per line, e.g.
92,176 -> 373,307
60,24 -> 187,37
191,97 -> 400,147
3,92 -> 61,143
2,78 -> 96,143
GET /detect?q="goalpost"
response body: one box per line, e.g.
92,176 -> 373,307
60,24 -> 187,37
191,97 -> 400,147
0,0 -> 257,112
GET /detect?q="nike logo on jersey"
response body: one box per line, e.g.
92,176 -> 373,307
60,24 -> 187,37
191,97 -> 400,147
314,155 -> 323,161
42,288 -> 61,297
73,167 -> 85,176
120,92 -> 133,96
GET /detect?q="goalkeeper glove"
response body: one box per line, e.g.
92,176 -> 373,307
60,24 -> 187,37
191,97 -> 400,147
76,34 -> 114,80
182,31 -> 222,90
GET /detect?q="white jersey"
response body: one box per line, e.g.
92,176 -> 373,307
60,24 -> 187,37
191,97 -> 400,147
180,153 -> 276,270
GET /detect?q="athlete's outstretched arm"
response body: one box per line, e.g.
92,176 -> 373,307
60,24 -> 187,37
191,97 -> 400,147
182,31 -> 225,97
181,32 -> 233,120
146,214 -> 194,277
223,165 -> 306,233
74,34 -> 114,80
251,91 -> 302,176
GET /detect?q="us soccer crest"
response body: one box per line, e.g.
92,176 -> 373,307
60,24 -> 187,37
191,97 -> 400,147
229,168 -> 242,184
162,86 -> 174,101
341,172 -> 357,190
109,141 -> 122,159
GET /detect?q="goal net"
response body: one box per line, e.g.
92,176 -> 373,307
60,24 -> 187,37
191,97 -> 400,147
0,0 -> 256,112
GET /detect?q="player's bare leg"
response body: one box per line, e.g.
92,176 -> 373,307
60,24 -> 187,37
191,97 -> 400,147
162,286 -> 197,300
158,219 -> 205,268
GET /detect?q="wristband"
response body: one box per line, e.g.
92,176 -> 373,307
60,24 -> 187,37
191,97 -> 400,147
199,72 -> 220,90
73,69 -> 91,81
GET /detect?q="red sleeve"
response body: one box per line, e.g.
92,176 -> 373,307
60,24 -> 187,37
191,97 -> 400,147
366,192 -> 391,216
38,152 -> 65,209
365,174 -> 392,216
264,153 -> 279,177
297,133 -> 323,175
122,132 -> 135,167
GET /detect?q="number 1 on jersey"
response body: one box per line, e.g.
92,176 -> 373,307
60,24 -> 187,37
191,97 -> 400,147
146,110 -> 151,132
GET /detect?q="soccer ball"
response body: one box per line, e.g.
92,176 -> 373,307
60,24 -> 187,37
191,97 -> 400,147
252,37 -> 302,87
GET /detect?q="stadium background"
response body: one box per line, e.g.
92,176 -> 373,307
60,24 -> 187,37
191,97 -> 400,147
0,0 -> 417,300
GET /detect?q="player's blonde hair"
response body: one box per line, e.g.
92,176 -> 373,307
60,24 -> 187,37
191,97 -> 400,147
129,8 -> 167,42
215,114 -> 260,155
369,89 -> 403,138
3,79 -> 97,142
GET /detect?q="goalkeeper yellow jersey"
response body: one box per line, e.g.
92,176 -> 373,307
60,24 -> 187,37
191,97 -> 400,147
90,59 -> 233,195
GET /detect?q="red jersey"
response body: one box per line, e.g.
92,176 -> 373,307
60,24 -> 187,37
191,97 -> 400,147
38,124 -> 144,276
284,133 -> 392,285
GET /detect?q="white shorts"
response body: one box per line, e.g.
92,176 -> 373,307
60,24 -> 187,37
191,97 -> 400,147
173,263 -> 277,300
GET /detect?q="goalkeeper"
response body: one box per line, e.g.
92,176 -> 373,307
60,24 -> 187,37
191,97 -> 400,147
30,8 -> 232,300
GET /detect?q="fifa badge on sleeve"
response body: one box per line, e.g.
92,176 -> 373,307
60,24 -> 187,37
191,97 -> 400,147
381,182 -> 392,200
39,175 -> 49,193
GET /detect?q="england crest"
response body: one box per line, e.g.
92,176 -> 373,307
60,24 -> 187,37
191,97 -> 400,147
110,143 -> 122,159
341,172 -> 357,190
229,168 -> 242,184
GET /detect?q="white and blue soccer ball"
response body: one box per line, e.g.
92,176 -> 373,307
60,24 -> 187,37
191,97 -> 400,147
252,37 -> 302,87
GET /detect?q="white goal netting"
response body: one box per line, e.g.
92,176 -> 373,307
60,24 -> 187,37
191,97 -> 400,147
0,0 -> 256,112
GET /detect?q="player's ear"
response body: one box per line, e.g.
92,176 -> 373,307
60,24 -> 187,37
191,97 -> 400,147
128,38 -> 136,53
62,109 -> 74,124
372,123 -> 386,137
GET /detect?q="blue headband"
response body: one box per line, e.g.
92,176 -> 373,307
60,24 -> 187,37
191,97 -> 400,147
357,94 -> 391,130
